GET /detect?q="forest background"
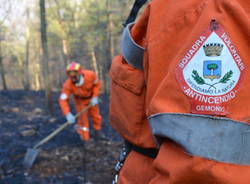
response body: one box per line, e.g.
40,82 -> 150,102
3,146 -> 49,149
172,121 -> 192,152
0,0 -> 137,105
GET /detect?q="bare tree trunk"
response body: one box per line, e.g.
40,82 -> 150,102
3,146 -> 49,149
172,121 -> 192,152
57,39 -> 69,87
24,37 -> 30,90
53,0 -> 69,67
30,49 -> 41,90
104,0 -> 114,94
0,41 -> 7,90
98,64 -> 104,93
39,0 -> 54,114
90,48 -> 99,77
35,62 -> 41,90
23,8 -> 30,90
61,39 -> 69,66
107,10 -> 114,66
0,57 -> 7,90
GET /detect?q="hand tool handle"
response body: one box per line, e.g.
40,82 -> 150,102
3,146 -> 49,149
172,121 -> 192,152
34,104 -> 92,149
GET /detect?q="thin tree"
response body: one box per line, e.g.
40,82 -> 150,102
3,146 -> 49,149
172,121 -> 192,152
0,39 -> 7,90
23,7 -> 30,90
104,0 -> 114,94
0,2 -> 11,90
39,0 -> 54,114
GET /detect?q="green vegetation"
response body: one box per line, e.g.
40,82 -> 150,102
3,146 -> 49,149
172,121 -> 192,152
0,0 -> 136,92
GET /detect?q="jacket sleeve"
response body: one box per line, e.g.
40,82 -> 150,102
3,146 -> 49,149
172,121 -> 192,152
59,81 -> 72,116
92,72 -> 101,97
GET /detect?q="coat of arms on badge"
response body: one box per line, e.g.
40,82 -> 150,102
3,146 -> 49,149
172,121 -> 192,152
203,43 -> 223,80
192,42 -> 234,90
176,20 -> 245,115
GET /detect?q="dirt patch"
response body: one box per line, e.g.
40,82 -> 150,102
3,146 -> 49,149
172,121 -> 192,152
0,90 -> 122,184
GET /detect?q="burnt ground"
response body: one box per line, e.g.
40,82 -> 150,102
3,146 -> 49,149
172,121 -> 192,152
0,90 -> 122,184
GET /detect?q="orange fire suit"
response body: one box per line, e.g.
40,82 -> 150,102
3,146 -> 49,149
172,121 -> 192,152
109,0 -> 250,183
59,69 -> 102,141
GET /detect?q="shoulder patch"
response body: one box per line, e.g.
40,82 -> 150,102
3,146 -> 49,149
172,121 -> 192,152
176,21 -> 245,115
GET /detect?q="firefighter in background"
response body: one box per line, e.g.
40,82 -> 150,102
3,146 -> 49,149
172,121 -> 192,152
59,61 -> 102,141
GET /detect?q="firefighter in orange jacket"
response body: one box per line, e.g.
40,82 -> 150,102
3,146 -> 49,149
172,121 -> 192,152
59,61 -> 102,141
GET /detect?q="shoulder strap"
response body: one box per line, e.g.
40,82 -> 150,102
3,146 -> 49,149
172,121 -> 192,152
123,0 -> 148,27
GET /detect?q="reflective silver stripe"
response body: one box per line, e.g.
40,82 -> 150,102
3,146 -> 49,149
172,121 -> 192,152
60,93 -> 68,100
148,113 -> 250,165
80,127 -> 89,132
121,22 -> 144,70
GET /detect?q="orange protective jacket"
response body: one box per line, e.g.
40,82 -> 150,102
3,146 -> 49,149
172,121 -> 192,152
59,69 -> 100,115
109,0 -> 250,183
